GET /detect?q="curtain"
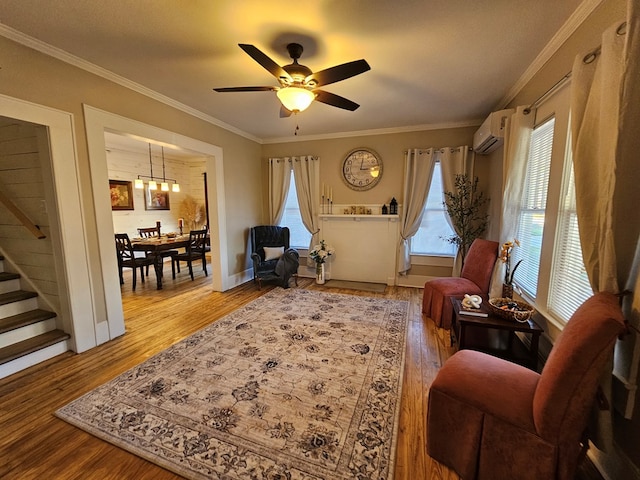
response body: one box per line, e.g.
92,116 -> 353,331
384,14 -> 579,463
268,157 -> 292,224
489,106 -> 535,297
397,148 -> 436,275
291,156 -> 320,267
570,3 -> 640,451
440,146 -> 473,276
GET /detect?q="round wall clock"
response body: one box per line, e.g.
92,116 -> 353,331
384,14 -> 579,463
341,148 -> 383,191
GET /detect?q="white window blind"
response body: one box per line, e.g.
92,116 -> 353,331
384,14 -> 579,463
548,148 -> 593,322
411,161 -> 457,256
279,171 -> 311,249
513,117 -> 555,297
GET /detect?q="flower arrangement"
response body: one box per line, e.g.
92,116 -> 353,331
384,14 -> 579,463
309,240 -> 335,265
500,239 -> 522,285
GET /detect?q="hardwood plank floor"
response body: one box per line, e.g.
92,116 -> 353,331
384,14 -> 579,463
0,269 -> 600,479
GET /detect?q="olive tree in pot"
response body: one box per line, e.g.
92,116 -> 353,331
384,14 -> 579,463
443,174 -> 489,266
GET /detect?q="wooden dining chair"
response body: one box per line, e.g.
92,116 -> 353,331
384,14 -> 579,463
115,233 -> 155,291
137,225 -> 179,276
172,229 -> 208,280
137,226 -> 161,238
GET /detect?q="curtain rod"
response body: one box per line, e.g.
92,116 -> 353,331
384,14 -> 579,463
524,21 -> 627,115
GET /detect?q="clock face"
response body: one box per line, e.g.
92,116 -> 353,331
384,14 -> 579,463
341,148 -> 383,191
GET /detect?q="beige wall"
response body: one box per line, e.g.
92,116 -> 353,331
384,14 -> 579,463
1,0 -> 637,475
262,127 -> 478,216
0,35 -> 263,295
499,0 -> 639,476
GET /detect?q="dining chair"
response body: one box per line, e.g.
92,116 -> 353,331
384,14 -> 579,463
115,233 -> 156,291
137,226 -> 160,238
137,225 -> 179,276
172,229 -> 208,280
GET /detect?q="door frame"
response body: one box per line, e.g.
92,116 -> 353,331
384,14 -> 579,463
84,105 -> 228,345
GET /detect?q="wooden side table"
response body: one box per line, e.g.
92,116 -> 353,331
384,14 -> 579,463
450,296 -> 543,371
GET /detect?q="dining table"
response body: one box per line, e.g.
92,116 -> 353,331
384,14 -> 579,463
131,234 -> 190,289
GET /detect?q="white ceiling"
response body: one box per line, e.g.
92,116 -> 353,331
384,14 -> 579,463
0,0 -> 584,142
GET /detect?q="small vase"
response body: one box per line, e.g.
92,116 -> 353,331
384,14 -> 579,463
315,263 -> 325,285
502,283 -> 514,298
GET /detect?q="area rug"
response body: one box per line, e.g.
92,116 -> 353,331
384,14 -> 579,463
324,279 -> 387,293
56,288 -> 409,480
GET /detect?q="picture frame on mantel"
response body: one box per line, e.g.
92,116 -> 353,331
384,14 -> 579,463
145,186 -> 170,211
109,180 -> 134,211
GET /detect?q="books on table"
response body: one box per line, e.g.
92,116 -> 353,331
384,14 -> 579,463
459,304 -> 489,317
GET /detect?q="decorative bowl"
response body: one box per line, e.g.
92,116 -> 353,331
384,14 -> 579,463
488,297 -> 535,322
166,232 -> 177,238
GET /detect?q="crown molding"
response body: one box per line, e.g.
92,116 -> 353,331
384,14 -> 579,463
496,0 -> 605,109
262,119 -> 483,144
0,24 -> 262,144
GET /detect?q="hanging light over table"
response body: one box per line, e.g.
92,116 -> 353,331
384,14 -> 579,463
135,143 -> 180,192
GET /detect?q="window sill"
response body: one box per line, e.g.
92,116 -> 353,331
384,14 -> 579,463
410,254 -> 454,267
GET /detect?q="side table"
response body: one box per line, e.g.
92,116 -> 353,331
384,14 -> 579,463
450,296 -> 543,371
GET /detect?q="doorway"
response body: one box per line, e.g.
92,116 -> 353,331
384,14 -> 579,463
84,105 -> 229,346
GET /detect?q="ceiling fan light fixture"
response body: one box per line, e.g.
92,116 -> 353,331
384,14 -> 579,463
277,87 -> 315,113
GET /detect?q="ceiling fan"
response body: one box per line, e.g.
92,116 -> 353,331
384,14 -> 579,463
213,43 -> 370,117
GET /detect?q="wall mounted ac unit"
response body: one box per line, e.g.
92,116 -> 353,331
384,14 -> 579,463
473,109 -> 515,154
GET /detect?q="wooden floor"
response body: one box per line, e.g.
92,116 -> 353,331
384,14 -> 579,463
0,268 -> 600,479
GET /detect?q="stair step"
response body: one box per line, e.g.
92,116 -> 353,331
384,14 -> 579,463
0,329 -> 70,366
0,290 -> 38,306
0,272 -> 20,282
0,309 -> 57,334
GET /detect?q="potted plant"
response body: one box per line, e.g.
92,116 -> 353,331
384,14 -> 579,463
443,174 -> 489,265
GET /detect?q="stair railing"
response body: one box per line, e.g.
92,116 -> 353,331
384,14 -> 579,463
0,190 -> 46,239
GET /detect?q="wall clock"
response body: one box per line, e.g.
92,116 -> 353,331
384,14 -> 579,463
341,148 -> 383,191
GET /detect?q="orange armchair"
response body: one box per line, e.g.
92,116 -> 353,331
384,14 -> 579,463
422,238 -> 499,329
426,292 -> 626,480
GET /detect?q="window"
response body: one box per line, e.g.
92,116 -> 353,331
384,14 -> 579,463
512,117 -> 554,298
279,171 -> 311,249
548,146 -> 593,322
411,161 -> 457,256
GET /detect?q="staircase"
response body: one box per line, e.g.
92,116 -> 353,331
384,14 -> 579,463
0,257 -> 69,380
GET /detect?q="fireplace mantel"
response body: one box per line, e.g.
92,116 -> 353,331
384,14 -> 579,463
319,214 -> 399,285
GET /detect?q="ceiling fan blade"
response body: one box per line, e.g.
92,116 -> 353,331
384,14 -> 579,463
279,105 -> 292,118
313,90 -> 360,111
239,44 -> 292,82
213,86 -> 276,92
306,59 -> 370,87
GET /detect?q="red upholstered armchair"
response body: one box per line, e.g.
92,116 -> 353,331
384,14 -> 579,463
426,292 -> 626,480
422,238 -> 499,329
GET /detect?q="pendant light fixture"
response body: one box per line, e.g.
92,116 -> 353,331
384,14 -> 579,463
135,143 -> 180,192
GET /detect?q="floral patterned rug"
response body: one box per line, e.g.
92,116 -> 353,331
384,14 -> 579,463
56,288 -> 409,479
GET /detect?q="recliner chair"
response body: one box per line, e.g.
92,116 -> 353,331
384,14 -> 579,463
250,226 -> 299,289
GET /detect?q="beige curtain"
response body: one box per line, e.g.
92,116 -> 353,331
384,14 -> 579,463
489,106 -> 535,297
268,157 -> 292,224
570,4 -> 640,451
397,148 -> 436,275
440,146 -> 473,276
291,156 -> 320,267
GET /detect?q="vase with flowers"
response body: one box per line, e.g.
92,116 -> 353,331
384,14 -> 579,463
309,240 -> 335,284
500,239 -> 523,298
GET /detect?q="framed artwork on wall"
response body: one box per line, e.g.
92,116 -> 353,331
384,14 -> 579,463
145,186 -> 170,210
109,180 -> 134,210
